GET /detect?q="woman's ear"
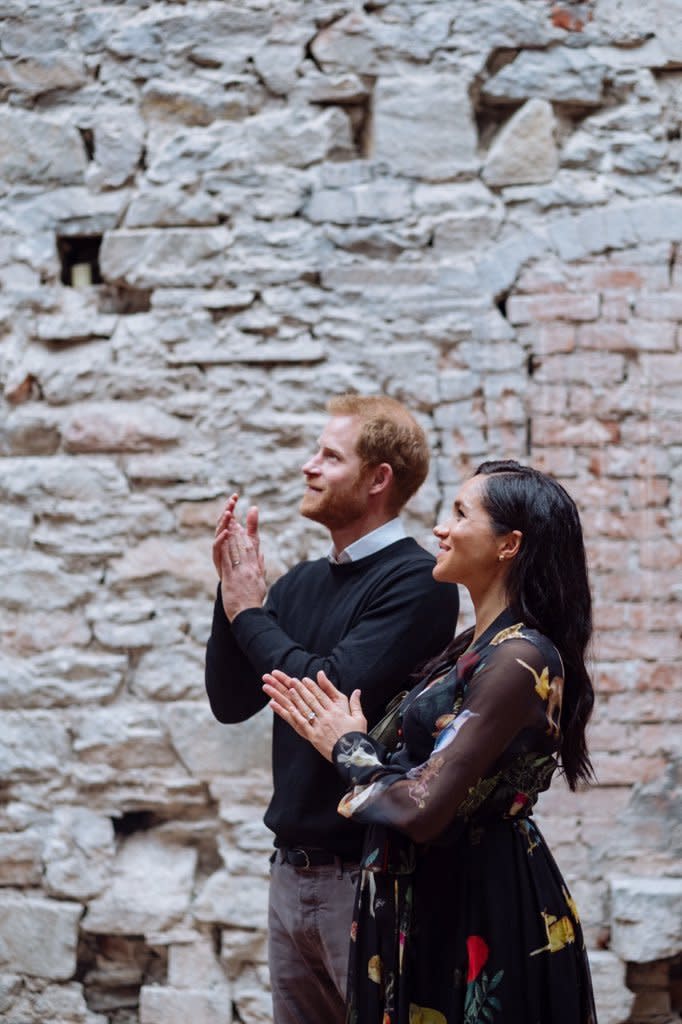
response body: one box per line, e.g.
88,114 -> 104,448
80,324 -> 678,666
498,529 -> 522,562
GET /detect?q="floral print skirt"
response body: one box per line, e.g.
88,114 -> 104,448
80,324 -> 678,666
345,817 -> 597,1024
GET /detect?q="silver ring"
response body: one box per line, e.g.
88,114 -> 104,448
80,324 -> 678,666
232,559 -> 241,567
306,711 -> 316,722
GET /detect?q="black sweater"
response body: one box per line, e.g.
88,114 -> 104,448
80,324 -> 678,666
205,538 -> 459,857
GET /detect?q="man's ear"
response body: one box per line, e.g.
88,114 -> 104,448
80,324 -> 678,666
368,463 -> 394,496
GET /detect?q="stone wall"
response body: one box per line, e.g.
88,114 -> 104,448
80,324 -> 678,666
0,2 -> 680,1022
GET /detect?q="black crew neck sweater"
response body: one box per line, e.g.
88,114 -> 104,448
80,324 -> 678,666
206,537 -> 458,857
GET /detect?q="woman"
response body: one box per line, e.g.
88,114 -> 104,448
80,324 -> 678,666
263,460 -> 598,1024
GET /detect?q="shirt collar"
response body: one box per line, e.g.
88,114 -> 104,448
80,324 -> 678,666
329,517 -> 406,564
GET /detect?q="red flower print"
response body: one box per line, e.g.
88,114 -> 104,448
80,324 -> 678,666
456,650 -> 480,680
509,791 -> 530,817
466,934 -> 489,982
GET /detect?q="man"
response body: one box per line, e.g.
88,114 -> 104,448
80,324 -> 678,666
205,394 -> 459,1024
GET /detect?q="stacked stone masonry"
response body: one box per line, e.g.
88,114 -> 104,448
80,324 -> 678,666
0,1 -> 680,1022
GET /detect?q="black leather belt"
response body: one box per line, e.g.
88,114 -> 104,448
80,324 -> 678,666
278,847 -> 350,868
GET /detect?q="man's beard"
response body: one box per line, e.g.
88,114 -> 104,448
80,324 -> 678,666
299,474 -> 369,529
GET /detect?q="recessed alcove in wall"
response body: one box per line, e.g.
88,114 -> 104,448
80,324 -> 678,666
76,931 -> 168,1020
57,233 -> 102,288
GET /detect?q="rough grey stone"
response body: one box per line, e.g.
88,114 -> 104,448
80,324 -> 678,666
167,934 -> 228,989
0,648 -> 124,709
483,99 -> 559,187
84,110 -> 146,189
193,869 -> 269,930
165,703 -> 272,778
252,42 -> 303,96
373,72 -> 478,180
99,227 -> 231,288
483,48 -> 607,106
0,550 -> 93,611
588,949 -> 636,1024
125,185 -> 222,228
71,704 -> 181,770
131,645 -> 206,702
62,401 -> 180,453
35,312 -> 118,344
0,50 -> 87,99
139,986 -> 232,1024
84,833 -> 197,935
0,108 -> 87,184
44,807 -> 116,900
454,2 -> 556,49
0,893 -> 82,980
306,180 -> 412,225
141,78 -> 251,125
0,830 -> 43,885
310,11 -> 379,75
610,875 -> 682,962
107,536 -> 213,593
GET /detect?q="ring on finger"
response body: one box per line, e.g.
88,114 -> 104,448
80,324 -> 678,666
306,711 -> 316,722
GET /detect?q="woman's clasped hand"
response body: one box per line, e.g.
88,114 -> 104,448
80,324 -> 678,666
263,668 -> 367,762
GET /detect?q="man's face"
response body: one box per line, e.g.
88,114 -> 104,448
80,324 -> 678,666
299,415 -> 373,529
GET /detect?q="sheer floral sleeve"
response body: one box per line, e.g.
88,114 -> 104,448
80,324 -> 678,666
331,631 -> 564,844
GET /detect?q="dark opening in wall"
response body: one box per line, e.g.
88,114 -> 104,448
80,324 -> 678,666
112,810 -> 160,836
77,932 -> 167,1020
57,234 -> 102,288
79,128 -> 95,160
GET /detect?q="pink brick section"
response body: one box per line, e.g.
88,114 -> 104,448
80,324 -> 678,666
517,244 -> 681,947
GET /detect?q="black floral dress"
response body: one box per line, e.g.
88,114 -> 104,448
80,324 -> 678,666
332,610 -> 598,1024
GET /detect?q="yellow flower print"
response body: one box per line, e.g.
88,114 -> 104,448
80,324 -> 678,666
563,886 -> 581,923
490,623 -> 526,645
409,1004 -> 447,1024
530,909 -> 576,956
368,954 -> 383,984
516,658 -> 550,699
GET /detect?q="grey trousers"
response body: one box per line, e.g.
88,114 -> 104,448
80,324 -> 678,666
268,855 -> 359,1024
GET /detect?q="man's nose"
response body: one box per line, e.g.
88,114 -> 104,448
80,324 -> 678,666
302,453 -> 320,475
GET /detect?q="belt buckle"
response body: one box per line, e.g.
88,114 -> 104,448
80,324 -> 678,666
291,847 -> 311,868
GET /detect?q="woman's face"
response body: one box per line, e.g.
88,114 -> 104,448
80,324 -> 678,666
432,475 -> 509,587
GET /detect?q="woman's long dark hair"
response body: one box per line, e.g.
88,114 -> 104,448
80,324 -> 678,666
425,460 -> 595,790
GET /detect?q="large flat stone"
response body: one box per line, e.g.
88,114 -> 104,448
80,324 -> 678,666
373,72 -> 478,180
0,107 -> 86,183
84,833 -> 197,935
0,893 -> 82,980
139,985 -> 232,1024
610,876 -> 682,962
44,807 -> 116,900
165,703 -> 272,777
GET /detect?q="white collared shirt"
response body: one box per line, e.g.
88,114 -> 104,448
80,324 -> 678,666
329,517 -> 407,564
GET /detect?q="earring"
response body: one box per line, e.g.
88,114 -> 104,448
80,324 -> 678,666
498,554 -> 505,561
